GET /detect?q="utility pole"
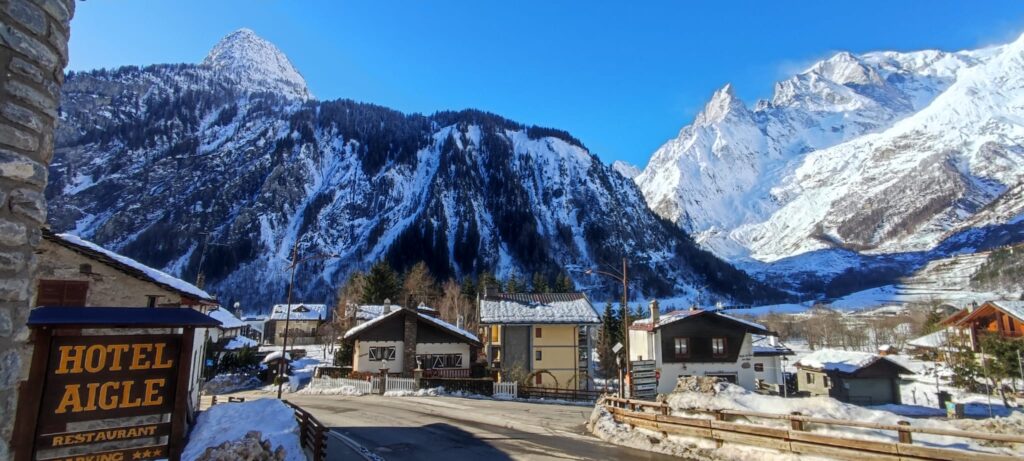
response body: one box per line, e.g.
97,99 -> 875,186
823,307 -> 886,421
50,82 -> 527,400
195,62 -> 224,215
276,241 -> 299,399
621,257 -> 630,382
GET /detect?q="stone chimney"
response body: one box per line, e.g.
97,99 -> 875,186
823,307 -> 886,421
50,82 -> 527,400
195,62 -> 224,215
403,307 -> 418,376
649,299 -> 659,325
483,283 -> 498,298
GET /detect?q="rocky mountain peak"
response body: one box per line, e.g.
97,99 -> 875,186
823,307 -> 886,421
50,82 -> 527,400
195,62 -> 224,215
807,51 -> 882,86
203,28 -> 312,100
694,83 -> 748,125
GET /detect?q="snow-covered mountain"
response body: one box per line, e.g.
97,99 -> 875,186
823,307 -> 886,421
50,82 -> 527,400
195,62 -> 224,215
48,29 -> 778,309
202,28 -> 312,101
611,160 -> 642,180
637,33 -> 1024,294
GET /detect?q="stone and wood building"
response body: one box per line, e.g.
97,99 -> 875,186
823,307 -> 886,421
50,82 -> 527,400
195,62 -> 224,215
343,305 -> 480,377
478,292 -> 599,389
940,300 -> 1024,352
264,303 -> 327,346
794,350 -> 912,405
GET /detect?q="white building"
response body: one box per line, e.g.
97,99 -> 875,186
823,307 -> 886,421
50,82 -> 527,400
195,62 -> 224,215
628,306 -> 790,394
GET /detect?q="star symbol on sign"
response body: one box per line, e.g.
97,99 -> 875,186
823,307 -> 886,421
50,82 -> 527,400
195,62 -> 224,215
132,451 -> 143,460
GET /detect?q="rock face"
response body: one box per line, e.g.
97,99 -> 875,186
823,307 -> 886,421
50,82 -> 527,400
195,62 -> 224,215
637,34 -> 1024,293
202,28 -> 311,101
47,29 -> 778,310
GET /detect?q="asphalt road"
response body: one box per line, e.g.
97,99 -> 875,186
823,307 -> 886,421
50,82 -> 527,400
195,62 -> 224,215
237,392 -> 682,461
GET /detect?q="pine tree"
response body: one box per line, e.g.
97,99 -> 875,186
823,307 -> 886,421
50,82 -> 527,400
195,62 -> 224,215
477,271 -> 502,294
552,271 -> 574,292
531,273 -> 549,293
597,302 -> 620,378
506,272 -> 524,293
361,261 -> 401,304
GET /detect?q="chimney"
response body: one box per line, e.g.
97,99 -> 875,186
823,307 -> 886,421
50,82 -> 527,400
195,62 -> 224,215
483,283 -> 497,298
649,299 -> 659,325
457,314 -> 464,330
402,307 -> 418,376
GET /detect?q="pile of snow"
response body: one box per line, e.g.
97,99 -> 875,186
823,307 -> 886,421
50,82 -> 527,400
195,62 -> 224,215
183,399 -> 304,461
207,307 -> 245,329
261,351 -> 290,364
663,383 -> 1017,454
384,387 -> 442,397
298,385 -> 364,396
224,335 -> 258,350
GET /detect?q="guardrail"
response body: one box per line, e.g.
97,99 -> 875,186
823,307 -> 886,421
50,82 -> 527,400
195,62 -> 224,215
283,400 -> 328,461
493,381 -> 517,398
601,396 -> 1024,461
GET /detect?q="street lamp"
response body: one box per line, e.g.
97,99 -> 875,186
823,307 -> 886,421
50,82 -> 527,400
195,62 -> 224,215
586,258 -> 631,387
276,240 -> 339,399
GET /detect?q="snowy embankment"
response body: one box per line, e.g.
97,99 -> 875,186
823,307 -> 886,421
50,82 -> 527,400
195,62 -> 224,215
589,383 -> 1024,460
183,399 -> 305,461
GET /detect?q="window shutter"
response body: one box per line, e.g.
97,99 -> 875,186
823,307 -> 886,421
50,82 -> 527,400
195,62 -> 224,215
36,280 -> 88,307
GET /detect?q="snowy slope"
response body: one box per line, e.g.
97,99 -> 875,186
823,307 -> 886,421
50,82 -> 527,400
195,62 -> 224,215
637,33 -> 1024,293
202,28 -> 311,100
47,30 -> 778,310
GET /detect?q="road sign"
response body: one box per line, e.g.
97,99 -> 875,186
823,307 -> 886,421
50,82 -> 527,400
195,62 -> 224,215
631,371 -> 656,379
612,342 -> 623,354
631,360 -> 656,370
634,383 -> 658,392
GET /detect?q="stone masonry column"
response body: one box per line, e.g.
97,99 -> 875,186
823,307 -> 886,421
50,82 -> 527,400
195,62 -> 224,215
0,0 -> 75,458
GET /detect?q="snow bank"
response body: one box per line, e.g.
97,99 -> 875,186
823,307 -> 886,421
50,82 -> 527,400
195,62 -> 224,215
201,373 -> 261,395
794,349 -> 879,373
183,399 -> 304,461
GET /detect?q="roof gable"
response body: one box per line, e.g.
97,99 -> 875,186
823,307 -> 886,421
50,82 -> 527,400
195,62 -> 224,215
42,230 -> 215,303
632,309 -> 770,334
343,309 -> 479,345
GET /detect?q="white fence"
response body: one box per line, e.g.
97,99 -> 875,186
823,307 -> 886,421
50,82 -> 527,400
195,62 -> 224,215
308,376 -> 380,394
493,381 -> 518,398
384,377 -> 418,393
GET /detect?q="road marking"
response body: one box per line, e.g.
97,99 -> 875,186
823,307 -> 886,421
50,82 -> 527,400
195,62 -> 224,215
328,430 -> 385,461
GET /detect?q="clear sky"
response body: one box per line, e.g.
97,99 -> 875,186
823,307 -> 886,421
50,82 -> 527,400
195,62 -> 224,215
68,1 -> 1024,167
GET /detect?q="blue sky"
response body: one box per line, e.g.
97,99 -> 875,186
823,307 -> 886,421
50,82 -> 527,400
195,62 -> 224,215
68,1 -> 1024,167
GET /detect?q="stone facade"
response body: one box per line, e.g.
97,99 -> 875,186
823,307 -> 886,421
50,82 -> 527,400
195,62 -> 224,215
0,0 -> 75,458
34,237 -> 196,307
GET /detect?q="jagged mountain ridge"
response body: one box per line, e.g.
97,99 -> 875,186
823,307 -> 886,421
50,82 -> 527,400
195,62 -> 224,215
48,30 -> 779,310
637,34 -> 1024,294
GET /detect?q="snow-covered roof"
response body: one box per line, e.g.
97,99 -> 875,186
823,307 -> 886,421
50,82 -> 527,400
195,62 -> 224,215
261,350 -> 290,363
269,303 -> 327,321
632,308 -> 769,334
352,303 -> 435,321
224,336 -> 258,350
751,335 -> 794,356
908,330 -> 949,349
795,349 -> 912,375
990,300 -> 1024,322
207,307 -> 245,329
479,293 -> 599,324
343,308 -> 479,344
44,230 -> 216,303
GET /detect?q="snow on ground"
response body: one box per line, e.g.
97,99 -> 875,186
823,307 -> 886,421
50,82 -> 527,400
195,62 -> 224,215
202,373 -> 262,395
183,399 -> 304,461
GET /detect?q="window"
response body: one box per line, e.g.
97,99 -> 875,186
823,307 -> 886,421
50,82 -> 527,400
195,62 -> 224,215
146,295 -> 158,308
491,325 -> 501,343
535,350 -> 542,361
712,337 -> 727,358
368,346 -> 396,362
416,354 -> 463,369
754,363 -> 764,372
36,280 -> 88,307
673,337 -> 690,358
823,376 -> 830,388
535,373 -> 542,385
535,327 -> 543,338
805,372 -> 815,384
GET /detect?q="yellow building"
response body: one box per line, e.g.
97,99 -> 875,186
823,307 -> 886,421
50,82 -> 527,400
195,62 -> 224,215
479,292 -> 599,389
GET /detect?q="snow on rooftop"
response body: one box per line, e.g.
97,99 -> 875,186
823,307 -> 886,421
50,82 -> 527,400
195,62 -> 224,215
479,293 -> 599,324
991,300 -> 1024,322
907,330 -> 951,349
54,233 -> 215,301
261,350 -> 290,363
795,349 -> 883,374
225,335 -> 258,350
270,303 -> 327,321
633,309 -> 768,332
343,309 -> 479,343
207,307 -> 245,329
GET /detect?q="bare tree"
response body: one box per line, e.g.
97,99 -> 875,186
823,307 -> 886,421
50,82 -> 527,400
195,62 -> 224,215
402,261 -> 439,308
439,278 -> 477,331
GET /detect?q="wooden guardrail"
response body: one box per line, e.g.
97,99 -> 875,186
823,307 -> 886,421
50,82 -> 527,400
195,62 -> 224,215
602,397 -> 1023,461
283,400 -> 328,461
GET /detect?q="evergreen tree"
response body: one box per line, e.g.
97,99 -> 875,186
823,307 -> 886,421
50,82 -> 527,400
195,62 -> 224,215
361,261 -> 401,304
477,271 -> 502,294
506,272 -> 525,293
552,271 -> 574,292
531,272 -> 549,293
980,334 -> 1023,405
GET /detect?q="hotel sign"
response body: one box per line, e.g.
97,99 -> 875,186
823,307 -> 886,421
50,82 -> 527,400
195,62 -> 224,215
13,307 -> 217,461
39,335 -> 180,424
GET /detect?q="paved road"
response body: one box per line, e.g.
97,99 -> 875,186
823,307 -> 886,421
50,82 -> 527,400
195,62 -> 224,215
236,392 -> 680,461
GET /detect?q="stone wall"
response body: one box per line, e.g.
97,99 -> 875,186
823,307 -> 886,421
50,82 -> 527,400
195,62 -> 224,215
0,0 -> 75,458
34,238 -> 187,306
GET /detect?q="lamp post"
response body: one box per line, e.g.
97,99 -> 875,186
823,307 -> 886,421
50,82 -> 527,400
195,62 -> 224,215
781,356 -> 789,398
586,258 -> 631,387
276,240 -> 339,399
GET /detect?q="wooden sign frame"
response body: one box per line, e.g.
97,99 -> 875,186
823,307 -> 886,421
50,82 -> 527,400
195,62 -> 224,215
12,326 -> 196,461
